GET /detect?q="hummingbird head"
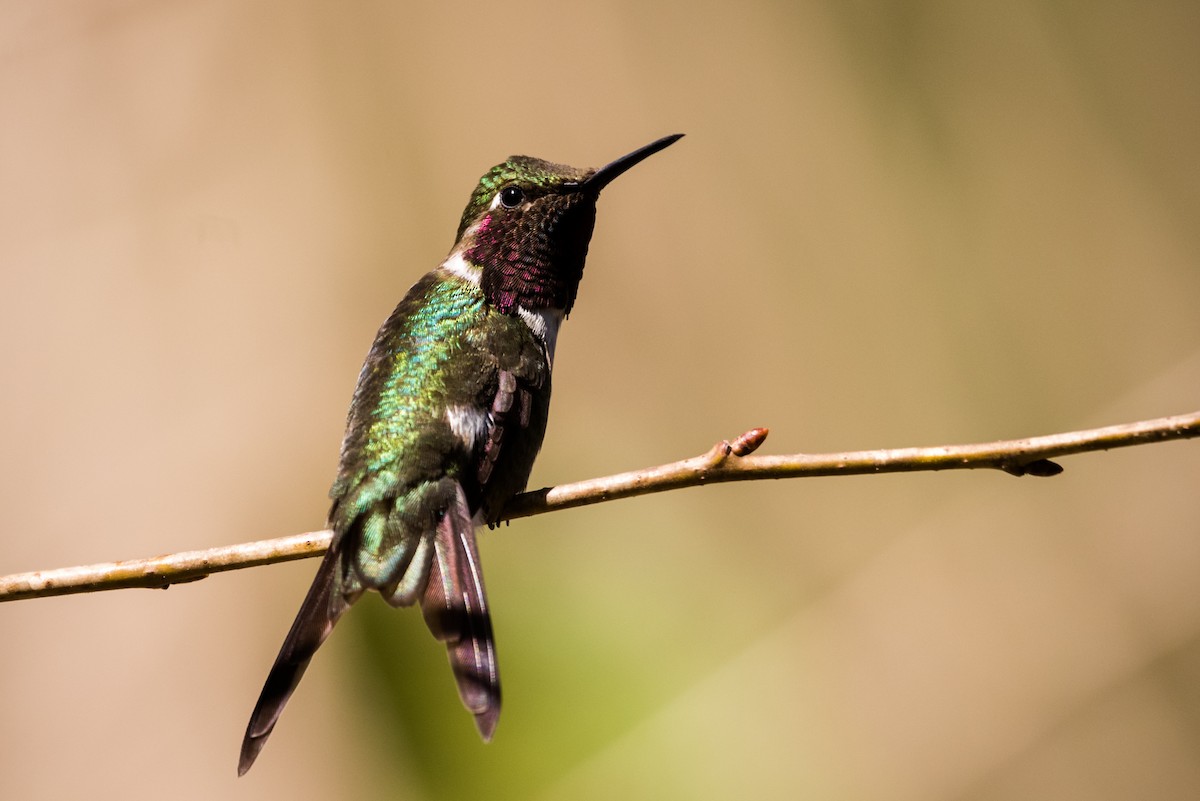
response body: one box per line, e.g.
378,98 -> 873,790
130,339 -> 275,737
451,134 -> 683,316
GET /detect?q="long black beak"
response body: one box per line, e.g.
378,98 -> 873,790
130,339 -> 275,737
583,133 -> 684,193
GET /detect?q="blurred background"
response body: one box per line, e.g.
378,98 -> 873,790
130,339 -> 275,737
2,1 -> 1199,799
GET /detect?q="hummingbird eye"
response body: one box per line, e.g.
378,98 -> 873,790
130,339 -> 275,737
498,185 -> 525,209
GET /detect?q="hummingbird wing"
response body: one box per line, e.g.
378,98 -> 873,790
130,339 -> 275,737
238,538 -> 354,776
473,353 -> 552,524
420,481 -> 500,740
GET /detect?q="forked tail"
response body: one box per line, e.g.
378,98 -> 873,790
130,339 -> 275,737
421,483 -> 501,739
238,541 -> 350,776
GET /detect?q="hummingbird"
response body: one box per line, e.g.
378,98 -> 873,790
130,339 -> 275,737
238,133 -> 683,775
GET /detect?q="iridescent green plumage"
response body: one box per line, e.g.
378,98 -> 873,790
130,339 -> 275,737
239,134 -> 682,776
332,271 -> 551,594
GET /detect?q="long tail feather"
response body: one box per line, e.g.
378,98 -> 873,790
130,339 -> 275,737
238,542 -> 351,775
421,485 -> 501,739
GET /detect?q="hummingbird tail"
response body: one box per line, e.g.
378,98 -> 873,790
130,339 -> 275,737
238,540 -> 352,776
421,483 -> 501,740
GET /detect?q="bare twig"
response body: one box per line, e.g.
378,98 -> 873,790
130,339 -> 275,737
0,532 -> 333,603
2,411 -> 1197,603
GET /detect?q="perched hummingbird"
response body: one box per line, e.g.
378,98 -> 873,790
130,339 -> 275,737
238,133 -> 683,775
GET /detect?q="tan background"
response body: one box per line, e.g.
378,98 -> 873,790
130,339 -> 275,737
2,2 -> 1199,799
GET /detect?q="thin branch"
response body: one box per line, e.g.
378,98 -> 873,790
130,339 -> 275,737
2,410 -> 1197,603
0,532 -> 333,603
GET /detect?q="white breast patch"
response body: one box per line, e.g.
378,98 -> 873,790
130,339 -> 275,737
445,404 -> 489,453
518,306 -> 564,365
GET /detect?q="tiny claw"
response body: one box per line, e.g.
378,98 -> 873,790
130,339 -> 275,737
730,428 -> 769,457
1002,458 -> 1063,477
1024,458 -> 1064,477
